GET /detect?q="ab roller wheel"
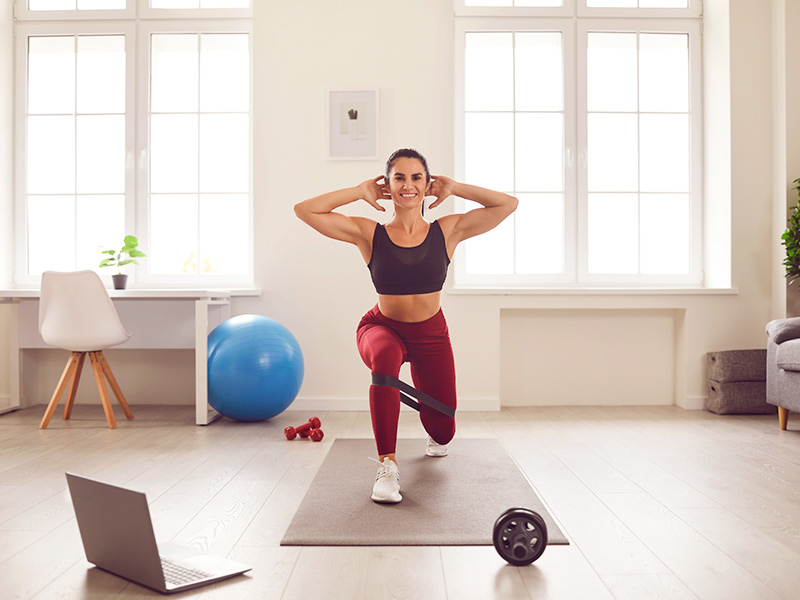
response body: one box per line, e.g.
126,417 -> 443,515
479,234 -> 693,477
493,507 -> 548,566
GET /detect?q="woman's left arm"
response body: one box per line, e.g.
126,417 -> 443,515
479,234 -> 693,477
428,175 -> 518,249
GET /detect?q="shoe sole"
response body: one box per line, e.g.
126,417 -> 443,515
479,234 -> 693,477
371,493 -> 402,503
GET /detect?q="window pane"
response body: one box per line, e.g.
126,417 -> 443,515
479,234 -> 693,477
588,193 -> 638,274
515,32 -> 562,112
465,0 -> 512,7
151,0 -> 197,8
465,32 -> 513,111
465,113 -> 514,191
516,113 -> 563,192
640,193 -> 689,274
78,0 -> 126,8
28,116 -> 75,194
199,114 -> 248,193
640,33 -> 688,112
640,114 -> 688,192
151,114 -> 198,193
465,0 -> 563,5
464,204 -> 514,274
200,0 -> 249,7
28,36 -> 74,115
29,0 -> 76,9
76,195 -> 125,271
587,113 -> 638,192
199,194 -> 248,274
640,0 -> 688,6
151,0 -> 250,6
200,34 -> 249,113
587,32 -> 637,112
77,115 -> 126,194
28,196 -> 76,274
516,193 -> 563,274
77,35 -> 125,114
587,0 -> 637,6
150,194 -> 198,274
151,34 -> 198,113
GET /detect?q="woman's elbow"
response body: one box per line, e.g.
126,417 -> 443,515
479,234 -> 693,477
507,195 -> 519,213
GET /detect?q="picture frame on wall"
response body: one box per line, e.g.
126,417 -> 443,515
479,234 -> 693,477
327,89 -> 379,160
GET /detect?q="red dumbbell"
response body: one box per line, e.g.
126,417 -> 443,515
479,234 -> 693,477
284,417 -> 321,440
309,428 -> 324,442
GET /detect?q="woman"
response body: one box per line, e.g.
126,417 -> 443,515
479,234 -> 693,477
294,149 -> 517,503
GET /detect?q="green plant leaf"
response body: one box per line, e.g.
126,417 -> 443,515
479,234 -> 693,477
124,235 -> 139,247
128,249 -> 147,258
99,258 -> 114,268
117,259 -> 135,267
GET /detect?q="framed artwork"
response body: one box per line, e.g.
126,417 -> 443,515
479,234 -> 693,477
327,89 -> 378,160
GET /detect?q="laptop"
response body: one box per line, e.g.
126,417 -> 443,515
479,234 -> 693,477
66,472 -> 251,594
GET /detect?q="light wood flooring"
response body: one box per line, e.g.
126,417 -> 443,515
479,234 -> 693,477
1,404 -> 799,600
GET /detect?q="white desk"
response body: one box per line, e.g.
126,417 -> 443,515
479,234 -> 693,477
0,289 -> 259,425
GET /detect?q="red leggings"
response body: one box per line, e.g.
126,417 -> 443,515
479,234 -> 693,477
357,305 -> 457,456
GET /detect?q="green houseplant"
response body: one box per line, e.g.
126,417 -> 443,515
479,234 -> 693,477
99,235 -> 147,290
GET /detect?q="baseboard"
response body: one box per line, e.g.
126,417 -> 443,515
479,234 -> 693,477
290,396 -> 500,412
0,394 -> 19,415
681,395 -> 707,410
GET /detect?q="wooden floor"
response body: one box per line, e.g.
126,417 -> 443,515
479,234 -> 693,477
1,404 -> 799,600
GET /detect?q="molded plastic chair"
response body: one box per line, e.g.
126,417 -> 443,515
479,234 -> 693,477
38,270 -> 134,429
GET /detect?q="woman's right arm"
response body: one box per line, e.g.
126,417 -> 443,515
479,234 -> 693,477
294,176 -> 386,247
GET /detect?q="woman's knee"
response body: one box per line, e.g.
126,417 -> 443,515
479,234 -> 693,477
422,414 -> 456,445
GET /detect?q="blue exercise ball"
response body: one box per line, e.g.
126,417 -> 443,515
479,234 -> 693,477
207,314 -> 304,421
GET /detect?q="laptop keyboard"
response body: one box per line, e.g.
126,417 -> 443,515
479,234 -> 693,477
161,557 -> 212,585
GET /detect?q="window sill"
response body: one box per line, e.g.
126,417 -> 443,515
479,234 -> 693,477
447,286 -> 739,297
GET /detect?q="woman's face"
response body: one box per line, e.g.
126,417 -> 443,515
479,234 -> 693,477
387,157 -> 430,210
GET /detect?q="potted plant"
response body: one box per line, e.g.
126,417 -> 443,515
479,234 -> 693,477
99,235 -> 147,290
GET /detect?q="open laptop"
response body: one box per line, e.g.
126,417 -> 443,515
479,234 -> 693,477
66,472 -> 251,594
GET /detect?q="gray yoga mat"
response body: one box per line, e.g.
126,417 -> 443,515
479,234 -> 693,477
281,438 -> 568,546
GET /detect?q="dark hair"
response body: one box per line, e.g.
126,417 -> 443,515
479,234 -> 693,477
385,148 -> 430,183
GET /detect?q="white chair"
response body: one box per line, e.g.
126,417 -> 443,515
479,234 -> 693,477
38,270 -> 134,429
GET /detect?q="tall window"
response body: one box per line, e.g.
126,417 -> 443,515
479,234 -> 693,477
455,0 -> 702,288
14,0 -> 252,287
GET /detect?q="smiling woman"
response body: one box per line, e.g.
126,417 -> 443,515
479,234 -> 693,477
294,148 -> 517,505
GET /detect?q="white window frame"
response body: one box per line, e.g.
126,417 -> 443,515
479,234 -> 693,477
13,21 -> 137,288
454,0 -> 701,18
577,19 -> 703,286
453,1 -> 703,289
136,19 -> 254,288
454,18 -> 578,287
13,0 -> 254,288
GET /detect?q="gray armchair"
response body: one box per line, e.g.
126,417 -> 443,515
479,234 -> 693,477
766,318 -> 800,430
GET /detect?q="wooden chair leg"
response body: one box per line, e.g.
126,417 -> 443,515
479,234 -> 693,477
778,406 -> 789,431
89,351 -> 117,429
63,352 -> 86,420
97,351 -> 134,421
40,352 -> 81,429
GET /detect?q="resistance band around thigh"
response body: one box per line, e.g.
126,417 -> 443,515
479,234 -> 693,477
371,372 -> 455,419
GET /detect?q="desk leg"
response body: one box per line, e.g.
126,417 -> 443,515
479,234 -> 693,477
195,299 -> 230,426
1,304 -> 21,414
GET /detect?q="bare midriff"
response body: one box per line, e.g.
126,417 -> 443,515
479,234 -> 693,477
377,291 -> 442,323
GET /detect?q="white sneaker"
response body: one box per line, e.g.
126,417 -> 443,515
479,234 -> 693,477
371,457 -> 401,504
425,436 -> 449,457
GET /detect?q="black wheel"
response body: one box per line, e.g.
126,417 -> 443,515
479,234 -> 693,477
492,507 -> 548,566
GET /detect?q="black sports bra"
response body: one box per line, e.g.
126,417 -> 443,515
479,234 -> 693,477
367,220 -> 450,295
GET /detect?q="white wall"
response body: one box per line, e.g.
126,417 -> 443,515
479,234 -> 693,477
0,0 -> 13,409
1,0 -> 797,411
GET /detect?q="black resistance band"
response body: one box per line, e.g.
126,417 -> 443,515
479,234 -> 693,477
371,373 -> 456,418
